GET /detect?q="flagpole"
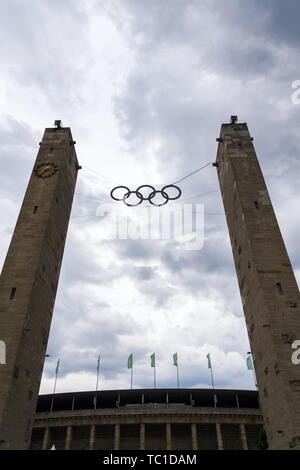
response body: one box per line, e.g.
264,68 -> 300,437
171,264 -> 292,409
173,353 -> 179,388
210,365 -> 215,390
128,353 -> 133,389
252,366 -> 257,389
53,371 -> 58,395
51,358 -> 60,412
96,355 -> 100,392
207,353 -> 216,407
211,366 -> 217,408
95,354 -> 100,409
151,353 -> 156,389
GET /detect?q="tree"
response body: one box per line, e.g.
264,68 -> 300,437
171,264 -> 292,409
257,427 -> 268,450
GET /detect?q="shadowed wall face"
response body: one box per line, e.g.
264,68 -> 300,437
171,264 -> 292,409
216,122 -> 300,450
0,126 -> 79,449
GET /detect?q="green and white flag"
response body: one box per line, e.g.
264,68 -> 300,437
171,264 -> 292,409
173,352 -> 178,367
150,353 -> 155,368
246,355 -> 253,370
207,353 -> 212,369
55,358 -> 60,376
127,353 -> 133,369
52,358 -> 60,397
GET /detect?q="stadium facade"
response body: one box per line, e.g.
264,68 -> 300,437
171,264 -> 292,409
30,388 -> 263,450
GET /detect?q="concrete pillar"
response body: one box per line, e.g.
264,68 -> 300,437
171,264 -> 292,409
216,423 -> 223,450
240,423 -> 248,450
42,427 -> 49,450
114,424 -> 120,450
89,424 -> 95,450
140,424 -> 145,450
166,423 -> 172,450
191,423 -> 198,450
65,426 -> 72,450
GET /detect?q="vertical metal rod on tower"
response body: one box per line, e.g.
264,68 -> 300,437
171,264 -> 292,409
207,353 -> 217,407
51,358 -> 60,412
94,354 -> 100,409
151,353 -> 156,389
173,353 -> 180,388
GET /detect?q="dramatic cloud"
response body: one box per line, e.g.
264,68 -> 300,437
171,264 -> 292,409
0,0 -> 299,395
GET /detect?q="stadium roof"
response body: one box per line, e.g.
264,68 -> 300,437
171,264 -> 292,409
37,388 -> 260,413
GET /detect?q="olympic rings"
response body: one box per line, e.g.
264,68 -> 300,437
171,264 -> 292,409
110,186 -> 130,201
161,185 -> 182,200
123,190 -> 143,207
148,190 -> 169,207
136,185 -> 156,200
110,184 -> 182,206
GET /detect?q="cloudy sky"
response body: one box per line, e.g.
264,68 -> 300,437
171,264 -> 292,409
0,0 -> 300,395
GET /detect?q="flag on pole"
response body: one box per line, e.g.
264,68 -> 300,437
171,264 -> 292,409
127,353 -> 133,369
96,354 -> 101,396
52,358 -> 60,402
150,353 -> 155,368
246,355 -> 253,370
173,352 -> 178,366
207,353 -> 212,369
55,358 -> 60,375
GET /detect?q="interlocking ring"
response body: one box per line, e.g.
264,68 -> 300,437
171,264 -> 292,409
161,184 -> 182,200
110,186 -> 130,201
148,190 -> 169,207
123,190 -> 143,207
110,184 -> 182,206
136,185 -> 156,200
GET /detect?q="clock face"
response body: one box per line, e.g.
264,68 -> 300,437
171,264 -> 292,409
34,162 -> 58,178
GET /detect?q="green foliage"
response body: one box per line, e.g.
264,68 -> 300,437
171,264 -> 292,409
257,427 -> 268,450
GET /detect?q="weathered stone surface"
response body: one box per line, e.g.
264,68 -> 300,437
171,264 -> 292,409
0,126 -> 79,449
216,122 -> 300,450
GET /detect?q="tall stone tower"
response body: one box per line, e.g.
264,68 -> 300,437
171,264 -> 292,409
0,122 -> 80,449
215,118 -> 300,450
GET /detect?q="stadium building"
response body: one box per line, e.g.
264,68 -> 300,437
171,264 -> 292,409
30,388 -> 263,450
2,119 -> 299,450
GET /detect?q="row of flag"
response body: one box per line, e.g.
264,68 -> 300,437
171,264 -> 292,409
52,353 -> 254,393
127,352 -> 254,370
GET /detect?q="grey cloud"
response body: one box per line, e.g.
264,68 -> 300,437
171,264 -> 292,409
0,116 -> 38,200
108,238 -> 161,260
60,230 -> 121,287
44,300 -> 143,378
1,0 -> 299,393
251,0 -> 300,46
0,1 -> 91,111
133,266 -> 157,280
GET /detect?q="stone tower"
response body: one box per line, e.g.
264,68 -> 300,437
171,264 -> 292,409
215,118 -> 300,450
0,122 -> 80,449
